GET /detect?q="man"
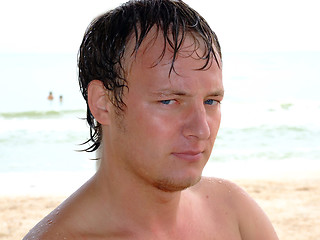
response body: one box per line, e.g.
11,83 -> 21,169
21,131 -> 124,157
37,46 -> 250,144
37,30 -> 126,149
23,0 -> 278,239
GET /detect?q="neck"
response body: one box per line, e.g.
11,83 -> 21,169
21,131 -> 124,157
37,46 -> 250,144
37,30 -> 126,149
94,158 -> 186,232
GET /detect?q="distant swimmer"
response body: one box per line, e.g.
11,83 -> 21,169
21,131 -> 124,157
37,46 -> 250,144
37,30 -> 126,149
59,95 -> 63,103
47,92 -> 54,101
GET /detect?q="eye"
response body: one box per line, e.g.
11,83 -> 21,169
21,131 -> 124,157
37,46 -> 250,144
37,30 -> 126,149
204,99 -> 219,105
160,99 -> 175,105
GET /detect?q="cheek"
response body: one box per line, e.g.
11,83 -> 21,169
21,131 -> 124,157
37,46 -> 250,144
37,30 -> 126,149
136,112 -> 176,140
128,102 -> 178,137
209,111 -> 222,137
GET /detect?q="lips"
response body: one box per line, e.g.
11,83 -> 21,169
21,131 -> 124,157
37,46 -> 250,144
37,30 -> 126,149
171,151 -> 203,162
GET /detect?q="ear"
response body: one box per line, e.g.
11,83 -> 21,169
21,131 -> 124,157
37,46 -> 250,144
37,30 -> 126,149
87,80 -> 111,125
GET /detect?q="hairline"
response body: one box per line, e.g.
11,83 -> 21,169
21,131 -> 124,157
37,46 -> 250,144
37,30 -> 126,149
121,26 -> 222,92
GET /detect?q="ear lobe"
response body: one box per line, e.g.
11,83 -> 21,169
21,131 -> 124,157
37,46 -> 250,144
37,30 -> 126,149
87,80 -> 111,125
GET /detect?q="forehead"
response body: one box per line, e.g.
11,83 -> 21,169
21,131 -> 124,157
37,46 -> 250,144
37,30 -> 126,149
121,27 -> 223,99
124,27 -> 221,76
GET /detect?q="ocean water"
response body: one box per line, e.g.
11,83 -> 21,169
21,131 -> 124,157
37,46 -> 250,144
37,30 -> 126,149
0,51 -> 319,179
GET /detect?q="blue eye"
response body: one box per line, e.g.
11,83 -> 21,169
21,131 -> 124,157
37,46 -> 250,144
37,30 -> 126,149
204,99 -> 217,105
160,100 -> 173,105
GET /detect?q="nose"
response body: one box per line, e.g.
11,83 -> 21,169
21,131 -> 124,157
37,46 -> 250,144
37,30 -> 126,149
182,104 -> 211,140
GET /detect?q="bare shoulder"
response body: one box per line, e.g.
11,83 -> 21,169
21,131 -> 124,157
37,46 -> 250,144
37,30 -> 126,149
22,180 -> 94,240
193,177 -> 279,240
21,191 -> 87,240
193,176 -> 246,199
22,205 -> 71,240
22,176 -> 114,240
192,177 -> 249,214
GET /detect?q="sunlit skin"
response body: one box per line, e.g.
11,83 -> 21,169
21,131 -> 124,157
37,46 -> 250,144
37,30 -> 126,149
102,32 -> 224,193
22,30 -> 279,240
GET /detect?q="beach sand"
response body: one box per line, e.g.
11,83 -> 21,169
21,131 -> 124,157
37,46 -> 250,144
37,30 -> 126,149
1,174 -> 319,240
237,177 -> 320,240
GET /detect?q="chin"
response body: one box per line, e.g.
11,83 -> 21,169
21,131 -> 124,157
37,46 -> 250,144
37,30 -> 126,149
153,174 -> 202,192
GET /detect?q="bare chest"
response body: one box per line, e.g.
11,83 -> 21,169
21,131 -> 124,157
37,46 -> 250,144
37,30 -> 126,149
107,217 -> 242,240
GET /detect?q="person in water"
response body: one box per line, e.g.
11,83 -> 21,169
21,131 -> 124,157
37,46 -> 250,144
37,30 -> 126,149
47,92 -> 54,101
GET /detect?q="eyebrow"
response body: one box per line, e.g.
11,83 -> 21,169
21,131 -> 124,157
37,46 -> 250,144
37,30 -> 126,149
208,88 -> 225,97
151,88 -> 225,98
150,89 -> 189,97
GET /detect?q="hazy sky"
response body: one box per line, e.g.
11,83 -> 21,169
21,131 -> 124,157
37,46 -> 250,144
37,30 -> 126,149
1,0 -> 319,54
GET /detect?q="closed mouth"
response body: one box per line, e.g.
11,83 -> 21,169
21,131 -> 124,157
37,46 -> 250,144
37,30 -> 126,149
171,151 -> 203,162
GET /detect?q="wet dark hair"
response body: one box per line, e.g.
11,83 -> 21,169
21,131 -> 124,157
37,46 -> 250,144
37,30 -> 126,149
78,0 -> 222,152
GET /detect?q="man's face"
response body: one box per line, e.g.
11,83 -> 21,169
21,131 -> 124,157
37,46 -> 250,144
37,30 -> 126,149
106,33 -> 223,192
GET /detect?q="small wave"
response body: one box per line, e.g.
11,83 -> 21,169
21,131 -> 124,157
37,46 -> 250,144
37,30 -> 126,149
280,103 -> 293,110
0,109 -> 85,119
